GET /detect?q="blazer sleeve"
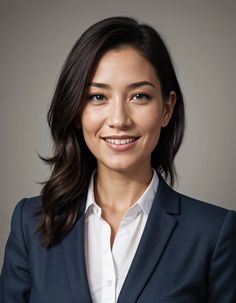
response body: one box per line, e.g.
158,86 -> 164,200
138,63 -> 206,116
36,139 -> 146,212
207,210 -> 236,302
0,199 -> 31,303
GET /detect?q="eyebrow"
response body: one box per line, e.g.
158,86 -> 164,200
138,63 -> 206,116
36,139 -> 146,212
88,80 -> 155,89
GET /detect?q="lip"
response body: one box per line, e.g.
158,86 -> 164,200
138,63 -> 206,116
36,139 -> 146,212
102,135 -> 140,151
102,135 -> 139,140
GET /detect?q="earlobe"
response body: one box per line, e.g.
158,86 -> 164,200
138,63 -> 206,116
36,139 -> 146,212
161,91 -> 176,127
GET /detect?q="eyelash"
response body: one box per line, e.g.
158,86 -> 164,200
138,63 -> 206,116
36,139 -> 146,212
87,92 -> 152,104
88,94 -> 106,102
132,93 -> 151,102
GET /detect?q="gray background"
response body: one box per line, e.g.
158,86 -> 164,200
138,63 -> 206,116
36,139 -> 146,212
1,0 -> 236,267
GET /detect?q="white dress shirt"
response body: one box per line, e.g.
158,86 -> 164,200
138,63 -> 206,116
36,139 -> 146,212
84,170 -> 159,303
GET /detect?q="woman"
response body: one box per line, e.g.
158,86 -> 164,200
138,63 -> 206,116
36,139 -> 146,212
0,16 -> 235,303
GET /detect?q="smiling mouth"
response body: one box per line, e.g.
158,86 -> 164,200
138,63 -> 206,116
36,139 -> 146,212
103,137 -> 139,145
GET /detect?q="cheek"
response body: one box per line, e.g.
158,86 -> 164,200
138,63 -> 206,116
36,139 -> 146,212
142,112 -> 163,147
140,108 -> 163,133
81,107 -> 103,135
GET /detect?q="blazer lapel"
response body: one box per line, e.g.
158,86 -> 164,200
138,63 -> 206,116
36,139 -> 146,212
61,195 -> 93,303
117,177 -> 180,303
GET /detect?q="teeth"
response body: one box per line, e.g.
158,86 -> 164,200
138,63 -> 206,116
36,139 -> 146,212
105,138 -> 136,145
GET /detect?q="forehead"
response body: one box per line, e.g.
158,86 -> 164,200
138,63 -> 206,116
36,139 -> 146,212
90,47 -> 159,85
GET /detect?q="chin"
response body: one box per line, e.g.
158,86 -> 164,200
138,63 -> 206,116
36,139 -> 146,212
100,159 -> 146,174
105,164 -> 135,173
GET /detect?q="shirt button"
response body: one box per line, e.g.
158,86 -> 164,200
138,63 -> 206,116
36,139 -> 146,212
107,280 -> 113,287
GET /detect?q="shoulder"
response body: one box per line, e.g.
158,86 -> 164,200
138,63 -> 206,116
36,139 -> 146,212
158,175 -> 234,224
157,176 -> 236,239
179,192 -> 230,219
10,196 -> 42,245
176,192 -> 236,243
13,195 -> 42,211
12,196 -> 42,224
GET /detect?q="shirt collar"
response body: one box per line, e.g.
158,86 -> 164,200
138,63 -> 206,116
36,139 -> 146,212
85,170 -> 159,217
85,171 -> 99,214
134,169 -> 158,216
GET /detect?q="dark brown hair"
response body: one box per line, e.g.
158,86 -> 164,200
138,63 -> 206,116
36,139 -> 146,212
38,16 -> 185,247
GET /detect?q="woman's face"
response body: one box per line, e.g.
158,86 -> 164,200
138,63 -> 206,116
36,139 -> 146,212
81,46 -> 176,174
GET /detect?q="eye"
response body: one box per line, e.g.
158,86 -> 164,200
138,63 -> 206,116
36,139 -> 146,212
88,94 -> 106,103
132,93 -> 151,102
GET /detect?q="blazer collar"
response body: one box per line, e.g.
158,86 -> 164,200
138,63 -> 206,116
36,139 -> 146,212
61,177 -> 180,303
156,174 -> 180,214
117,176 -> 180,303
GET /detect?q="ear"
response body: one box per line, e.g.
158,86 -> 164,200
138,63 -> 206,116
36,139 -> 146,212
161,91 -> 176,127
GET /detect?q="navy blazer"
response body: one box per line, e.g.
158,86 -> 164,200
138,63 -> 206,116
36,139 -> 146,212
1,177 -> 236,303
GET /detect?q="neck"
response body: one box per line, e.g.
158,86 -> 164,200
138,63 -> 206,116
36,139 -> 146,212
94,165 -> 153,213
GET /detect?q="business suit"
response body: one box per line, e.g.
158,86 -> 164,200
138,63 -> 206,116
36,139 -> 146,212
1,176 -> 236,302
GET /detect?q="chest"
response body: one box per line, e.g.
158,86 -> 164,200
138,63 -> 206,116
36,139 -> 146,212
84,210 -> 148,302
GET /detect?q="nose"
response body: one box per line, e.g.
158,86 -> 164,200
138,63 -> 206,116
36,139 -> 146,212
107,99 -> 133,129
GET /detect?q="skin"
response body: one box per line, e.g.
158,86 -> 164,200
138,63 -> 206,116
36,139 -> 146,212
81,46 -> 176,247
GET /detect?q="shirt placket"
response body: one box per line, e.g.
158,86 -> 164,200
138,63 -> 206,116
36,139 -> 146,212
101,220 -> 116,303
